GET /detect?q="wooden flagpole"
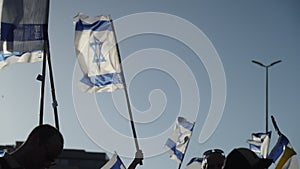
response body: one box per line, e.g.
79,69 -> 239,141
109,16 -> 142,164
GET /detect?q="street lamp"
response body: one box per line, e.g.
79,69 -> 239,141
252,60 -> 282,133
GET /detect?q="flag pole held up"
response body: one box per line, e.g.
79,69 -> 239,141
37,0 -> 60,130
109,16 -> 143,165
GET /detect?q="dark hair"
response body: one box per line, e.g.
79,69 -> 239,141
27,124 -> 64,148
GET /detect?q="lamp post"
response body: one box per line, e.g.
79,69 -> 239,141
252,60 -> 282,133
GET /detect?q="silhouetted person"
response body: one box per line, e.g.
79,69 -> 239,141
201,149 -> 225,169
0,124 -> 64,169
128,150 -> 144,169
223,147 -> 272,169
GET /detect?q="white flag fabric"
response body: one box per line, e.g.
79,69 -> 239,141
0,0 -> 48,69
74,13 -> 124,93
185,157 -> 203,169
268,134 -> 298,169
101,153 -> 126,169
164,116 -> 194,163
247,131 -> 271,158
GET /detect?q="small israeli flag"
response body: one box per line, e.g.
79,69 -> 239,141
74,13 -> 124,93
101,153 -> 126,169
247,131 -> 271,158
164,116 -> 194,163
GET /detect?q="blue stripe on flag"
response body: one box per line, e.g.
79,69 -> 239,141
165,138 -> 183,161
1,22 -> 48,41
75,20 -> 112,31
110,155 -> 123,169
187,157 -> 203,166
249,144 -> 261,151
0,50 -> 42,61
80,73 -> 123,87
178,117 -> 194,131
268,135 -> 290,162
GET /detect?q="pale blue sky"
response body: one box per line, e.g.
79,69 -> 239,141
1,1 -> 299,169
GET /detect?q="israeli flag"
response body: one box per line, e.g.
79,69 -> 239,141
268,134 -> 298,169
0,0 -> 49,69
101,153 -> 126,169
74,13 -> 124,93
0,149 -> 5,157
164,117 -> 194,163
247,131 -> 271,158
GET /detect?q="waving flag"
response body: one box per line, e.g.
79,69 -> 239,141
268,134 -> 298,169
101,153 -> 126,169
0,0 -> 49,69
74,13 -> 124,93
247,131 -> 271,158
185,157 -> 203,169
164,117 -> 194,163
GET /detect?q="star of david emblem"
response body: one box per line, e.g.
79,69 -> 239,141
90,35 -> 106,70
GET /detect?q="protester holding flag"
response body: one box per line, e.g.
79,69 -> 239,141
74,13 -> 143,167
128,150 -> 144,169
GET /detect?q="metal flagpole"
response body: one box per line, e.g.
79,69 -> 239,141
109,17 -> 142,164
44,0 -> 60,130
46,39 -> 60,130
38,41 -> 47,126
38,0 -> 60,130
38,0 -> 51,126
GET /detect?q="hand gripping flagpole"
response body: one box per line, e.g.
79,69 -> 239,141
109,16 -> 143,165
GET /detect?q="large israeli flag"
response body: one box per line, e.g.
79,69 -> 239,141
164,117 -> 194,163
101,153 -> 126,169
74,13 -> 124,93
0,0 -> 48,69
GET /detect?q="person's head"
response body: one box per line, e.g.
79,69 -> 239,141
223,148 -> 272,169
15,124 -> 64,169
201,149 -> 225,169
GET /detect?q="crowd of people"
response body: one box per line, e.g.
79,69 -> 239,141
0,124 -> 274,169
198,148 -> 272,169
